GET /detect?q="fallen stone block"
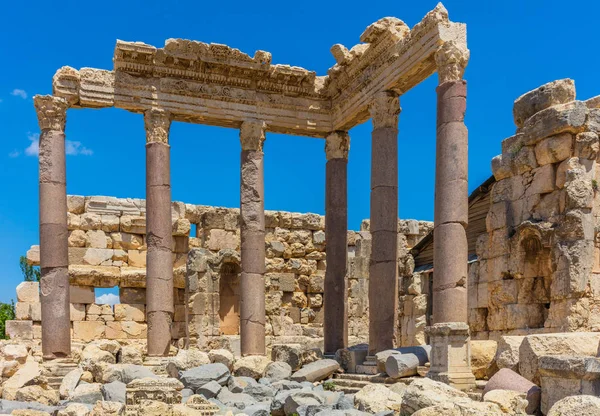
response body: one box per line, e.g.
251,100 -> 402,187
290,359 -> 339,382
385,353 -> 419,378
483,368 -> 540,414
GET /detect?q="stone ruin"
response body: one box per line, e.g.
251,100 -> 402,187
3,3 -> 600,416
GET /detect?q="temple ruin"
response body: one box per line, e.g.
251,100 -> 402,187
3,3 -> 600,415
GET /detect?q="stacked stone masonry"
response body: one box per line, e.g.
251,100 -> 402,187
13,195 -> 432,349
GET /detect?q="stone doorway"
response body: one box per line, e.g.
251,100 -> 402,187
219,262 -> 241,335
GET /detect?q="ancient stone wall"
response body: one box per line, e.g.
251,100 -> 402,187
473,79 -> 600,340
15,195 -> 432,350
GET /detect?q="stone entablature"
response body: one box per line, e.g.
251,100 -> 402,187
51,4 -> 466,137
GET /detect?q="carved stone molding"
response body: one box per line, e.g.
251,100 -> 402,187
240,120 -> 267,151
325,131 -> 350,160
144,109 -> 172,144
34,95 -> 68,131
435,40 -> 470,84
369,91 -> 400,129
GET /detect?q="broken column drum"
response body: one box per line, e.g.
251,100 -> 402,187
145,109 -> 174,357
35,95 -> 71,359
239,120 -> 267,356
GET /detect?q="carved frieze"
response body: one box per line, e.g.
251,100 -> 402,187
125,377 -> 183,416
34,95 -> 68,131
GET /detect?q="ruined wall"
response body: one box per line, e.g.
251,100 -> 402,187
472,79 -> 600,340
15,195 -> 431,349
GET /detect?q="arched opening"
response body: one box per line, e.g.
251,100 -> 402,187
219,262 -> 241,335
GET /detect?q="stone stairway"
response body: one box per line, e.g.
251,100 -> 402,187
42,358 -> 79,390
331,373 -> 413,394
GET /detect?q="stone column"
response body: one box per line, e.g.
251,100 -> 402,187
428,41 -> 475,390
145,109 -> 174,357
324,131 -> 350,355
368,91 -> 400,356
239,120 -> 267,356
34,95 -> 71,359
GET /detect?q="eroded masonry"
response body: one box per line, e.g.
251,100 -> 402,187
10,4 -> 600,409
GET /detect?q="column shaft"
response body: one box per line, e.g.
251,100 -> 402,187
368,92 -> 400,355
324,132 -> 349,354
432,79 -> 468,324
240,120 -> 266,356
145,109 -> 174,357
35,96 -> 70,359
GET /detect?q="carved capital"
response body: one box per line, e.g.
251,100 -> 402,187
34,95 -> 68,132
240,120 -> 267,151
144,109 -> 172,144
369,91 -> 400,129
435,41 -> 470,84
325,131 -> 350,160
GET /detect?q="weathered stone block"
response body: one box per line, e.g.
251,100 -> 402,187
114,304 -> 145,322
521,101 -> 588,145
110,232 -> 143,250
534,133 -> 573,165
69,265 -> 120,287
119,288 -> 146,304
67,195 -> 85,214
120,215 -> 146,234
16,282 -> 39,303
519,332 -> 600,384
207,229 -> 239,251
513,79 -> 576,128
26,246 -> 40,266
5,320 -> 33,340
73,321 -> 106,342
70,303 -> 86,321
70,285 -> 95,304
119,268 -> 146,288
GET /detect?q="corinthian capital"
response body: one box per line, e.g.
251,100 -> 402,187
325,131 -> 350,160
240,120 -> 267,151
369,91 -> 400,129
34,95 -> 68,131
435,41 -> 470,84
144,109 -> 171,144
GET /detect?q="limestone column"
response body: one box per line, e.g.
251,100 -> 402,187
34,95 -> 71,359
145,108 -> 174,357
368,91 -> 400,356
239,120 -> 267,356
427,40 -> 475,390
324,131 -> 350,355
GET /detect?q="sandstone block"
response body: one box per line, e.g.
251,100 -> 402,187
521,101 -> 588,145
354,383 -> 403,414
70,303 -> 86,321
85,230 -> 109,248
513,79 -> 576,128
119,288 -> 146,304
233,355 -> 271,379
83,248 -> 114,266
547,395 -> 600,416
16,282 -> 39,303
127,250 -> 146,268
271,344 -> 303,371
290,359 -> 339,382
67,195 -> 85,214
106,321 -> 147,339
471,340 -> 497,380
110,232 -> 143,250
5,320 -> 33,339
70,285 -> 95,303
114,304 -> 145,322
68,230 -> 87,247
2,361 -> 42,400
25,246 -> 40,266
519,332 -> 600,384
120,215 -> 146,234
73,321 -> 106,342
534,133 -> 573,165
207,229 -> 239,251
69,265 -> 120,287
495,336 -> 525,372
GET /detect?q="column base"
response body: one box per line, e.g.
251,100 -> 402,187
426,322 -> 476,391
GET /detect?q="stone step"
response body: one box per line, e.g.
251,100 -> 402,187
330,378 -> 371,389
355,364 -> 379,375
334,385 -> 363,394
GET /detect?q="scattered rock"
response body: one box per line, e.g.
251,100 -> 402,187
271,344 -> 303,371
284,390 -> 325,415
119,345 -> 143,365
471,340 -> 498,380
233,355 -> 271,379
69,383 -> 103,404
15,386 -> 60,406
2,361 -> 43,400
208,349 -> 235,371
483,389 -> 529,414
166,348 -> 211,378
400,377 -> 468,414
547,395 -> 600,416
101,380 -> 126,403
217,387 -> 257,410
264,361 -> 292,381
57,402 -> 92,416
196,380 -> 222,399
179,363 -> 230,390
354,384 -> 403,414
59,368 -> 83,399
290,359 -> 340,382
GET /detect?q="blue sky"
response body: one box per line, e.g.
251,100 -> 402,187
0,0 -> 599,304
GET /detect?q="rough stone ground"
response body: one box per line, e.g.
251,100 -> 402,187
3,339 -> 593,416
